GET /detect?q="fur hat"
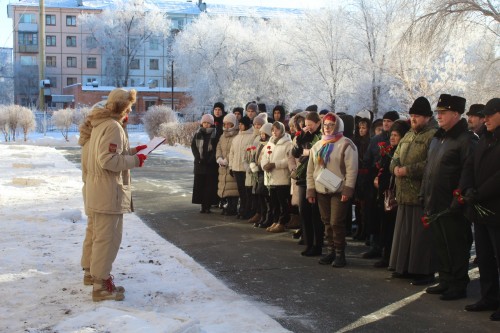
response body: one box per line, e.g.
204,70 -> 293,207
200,114 -> 214,125
223,113 -> 238,128
253,112 -> 268,126
232,106 -> 244,115
239,116 -> 252,130
483,98 -> 500,116
409,97 -> 432,117
260,123 -> 273,137
213,102 -> 225,113
105,88 -> 137,118
436,94 -> 466,114
383,110 -> 400,122
389,120 -> 410,138
305,104 -> 318,112
466,104 -> 485,117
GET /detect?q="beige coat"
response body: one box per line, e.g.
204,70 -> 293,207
216,129 -> 239,198
260,133 -> 293,186
85,109 -> 140,214
228,127 -> 255,172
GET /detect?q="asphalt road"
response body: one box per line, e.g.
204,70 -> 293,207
58,147 -> 499,333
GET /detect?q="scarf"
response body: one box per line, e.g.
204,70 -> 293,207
196,127 -> 216,159
317,132 -> 343,167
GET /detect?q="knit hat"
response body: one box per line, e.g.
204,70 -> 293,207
305,104 -> 318,112
389,120 -> 410,138
409,97 -> 432,117
483,98 -> 500,116
436,94 -> 466,114
356,109 -> 372,121
213,102 -> 225,113
466,104 -> 485,117
239,116 -> 252,130
232,106 -> 243,115
260,123 -> 273,137
258,103 -> 267,114
200,114 -> 214,125
253,112 -> 268,126
383,110 -> 400,122
319,109 -> 329,115
223,113 -> 238,128
246,103 -> 258,113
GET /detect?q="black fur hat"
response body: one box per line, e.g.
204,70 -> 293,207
436,94 -> 466,114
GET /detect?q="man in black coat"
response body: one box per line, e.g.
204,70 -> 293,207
463,98 -> 500,321
421,94 -> 477,301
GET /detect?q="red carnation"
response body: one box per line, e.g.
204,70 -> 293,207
421,215 -> 430,229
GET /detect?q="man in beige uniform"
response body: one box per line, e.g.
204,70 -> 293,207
84,88 -> 147,301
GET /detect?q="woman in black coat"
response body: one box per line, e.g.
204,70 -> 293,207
191,114 -> 220,213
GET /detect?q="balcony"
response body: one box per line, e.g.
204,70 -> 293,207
19,45 -> 39,53
18,23 -> 38,32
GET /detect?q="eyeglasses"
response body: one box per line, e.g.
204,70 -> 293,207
323,123 -> 335,128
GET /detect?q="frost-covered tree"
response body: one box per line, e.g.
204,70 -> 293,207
0,106 -> 10,141
283,8 -> 357,112
142,105 -> 179,139
17,106 -> 36,142
79,0 -> 171,87
52,108 -> 75,142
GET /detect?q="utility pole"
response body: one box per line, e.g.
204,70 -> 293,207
171,60 -> 174,110
38,0 -> 46,111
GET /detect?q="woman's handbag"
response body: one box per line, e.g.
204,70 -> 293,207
383,176 -> 397,211
316,167 -> 343,193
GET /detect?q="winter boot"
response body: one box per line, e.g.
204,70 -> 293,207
83,268 -> 93,286
332,250 -> 347,268
269,223 -> 286,233
92,275 -> 125,302
319,251 -> 336,265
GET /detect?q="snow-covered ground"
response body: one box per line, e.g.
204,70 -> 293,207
0,132 -> 290,333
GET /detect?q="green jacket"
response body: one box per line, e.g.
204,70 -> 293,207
390,118 -> 438,205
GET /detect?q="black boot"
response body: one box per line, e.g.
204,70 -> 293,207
332,250 -> 346,268
301,246 -> 322,257
319,251 -> 336,265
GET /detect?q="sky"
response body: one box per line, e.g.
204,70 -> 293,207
0,0 -> 332,49
0,131 -> 291,333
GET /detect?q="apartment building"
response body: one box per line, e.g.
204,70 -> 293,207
7,0 -> 201,108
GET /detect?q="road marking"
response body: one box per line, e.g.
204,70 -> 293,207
335,267 -> 479,333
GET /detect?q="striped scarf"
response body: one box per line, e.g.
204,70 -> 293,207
317,132 -> 344,167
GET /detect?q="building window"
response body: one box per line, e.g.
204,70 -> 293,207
87,57 -> 97,68
130,58 -> 140,70
66,36 -> 77,47
20,56 -> 37,66
20,14 -> 36,24
145,100 -> 156,111
18,32 -> 38,46
66,15 -> 76,26
150,38 -> 159,50
47,77 -> 57,88
85,36 -> 97,49
46,36 -> 56,46
67,57 -> 77,68
149,59 -> 159,70
46,15 -> 56,26
46,56 -> 56,67
67,77 -> 77,86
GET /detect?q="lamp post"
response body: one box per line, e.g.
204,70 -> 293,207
171,60 -> 174,110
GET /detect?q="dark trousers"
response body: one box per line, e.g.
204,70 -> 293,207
270,185 -> 290,225
431,212 -> 471,292
234,171 -> 247,216
474,222 -> 500,304
245,186 -> 255,218
380,207 -> 397,258
298,185 -> 323,248
256,193 -> 272,223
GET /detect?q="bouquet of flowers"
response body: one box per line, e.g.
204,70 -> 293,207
245,145 -> 257,164
265,145 -> 272,190
453,189 -> 494,218
421,209 -> 450,229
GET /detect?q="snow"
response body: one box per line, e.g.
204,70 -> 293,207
0,131 -> 290,333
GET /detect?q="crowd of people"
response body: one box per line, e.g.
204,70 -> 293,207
76,88 -> 499,323
190,96 -> 500,321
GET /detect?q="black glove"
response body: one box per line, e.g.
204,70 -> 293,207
463,188 -> 478,205
229,169 -> 234,177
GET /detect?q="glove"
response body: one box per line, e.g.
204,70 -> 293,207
229,169 -> 234,177
135,145 -> 147,153
463,188 -> 478,205
137,154 -> 147,167
263,163 -> 276,172
249,162 -> 259,173
216,157 -> 224,165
